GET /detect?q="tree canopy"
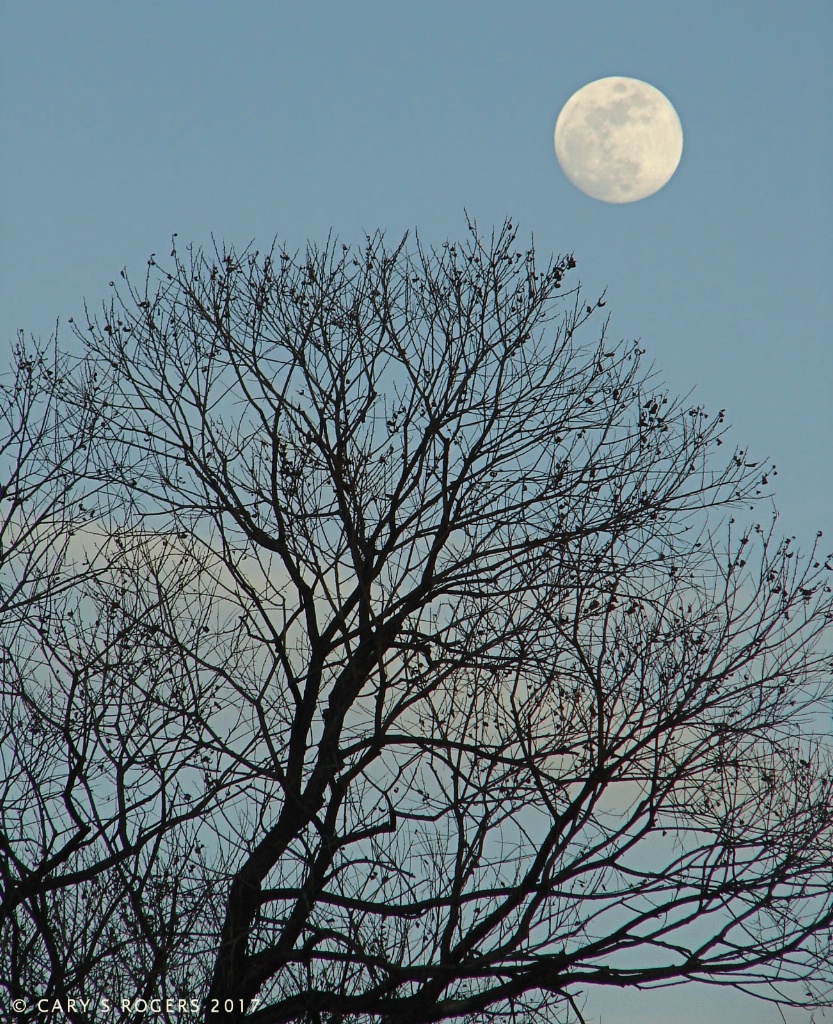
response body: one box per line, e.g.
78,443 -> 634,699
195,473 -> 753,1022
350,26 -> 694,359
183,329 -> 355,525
1,221 -> 832,1023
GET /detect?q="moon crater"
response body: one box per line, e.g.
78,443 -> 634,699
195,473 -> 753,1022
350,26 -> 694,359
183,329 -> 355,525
554,77 -> 683,203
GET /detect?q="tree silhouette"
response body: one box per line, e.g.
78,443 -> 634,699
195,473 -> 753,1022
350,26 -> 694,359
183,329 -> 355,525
1,221 -> 831,1023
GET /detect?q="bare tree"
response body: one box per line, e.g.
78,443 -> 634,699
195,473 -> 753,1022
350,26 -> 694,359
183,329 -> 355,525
1,221 -> 831,1024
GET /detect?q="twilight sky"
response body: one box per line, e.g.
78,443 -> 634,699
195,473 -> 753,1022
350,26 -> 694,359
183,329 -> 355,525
1,3 -> 830,1021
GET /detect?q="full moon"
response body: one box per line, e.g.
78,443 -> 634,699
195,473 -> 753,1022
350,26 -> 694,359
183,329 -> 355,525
554,77 -> 683,203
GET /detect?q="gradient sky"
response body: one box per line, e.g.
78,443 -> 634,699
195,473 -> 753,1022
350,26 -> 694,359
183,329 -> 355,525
1,3 -> 831,1022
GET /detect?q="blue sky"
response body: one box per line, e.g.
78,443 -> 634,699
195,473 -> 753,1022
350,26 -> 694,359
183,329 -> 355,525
1,3 -> 830,1020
